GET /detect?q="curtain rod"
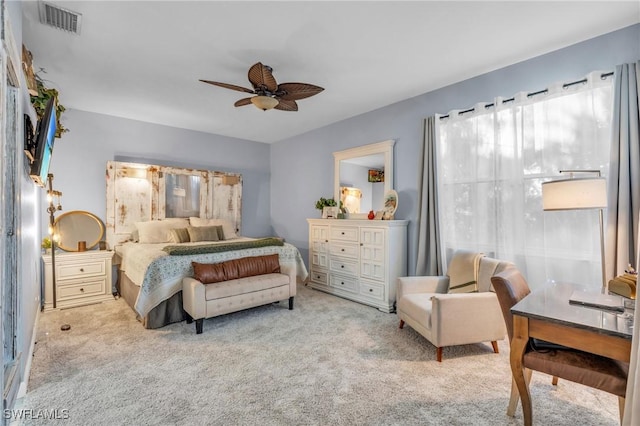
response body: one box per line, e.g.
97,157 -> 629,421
438,71 -> 614,120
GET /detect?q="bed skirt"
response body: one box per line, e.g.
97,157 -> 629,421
119,270 -> 186,329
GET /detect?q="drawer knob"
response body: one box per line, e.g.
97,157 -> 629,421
80,288 -> 84,293
360,243 -> 363,246
341,265 -> 344,268
341,282 -> 344,285
341,248 -> 345,252
80,268 -> 84,272
369,289 -> 373,292
341,232 -> 345,235
325,240 -> 328,243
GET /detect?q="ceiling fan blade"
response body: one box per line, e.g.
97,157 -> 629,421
247,62 -> 278,93
234,97 -> 253,107
274,99 -> 298,111
277,83 -> 324,101
199,80 -> 255,94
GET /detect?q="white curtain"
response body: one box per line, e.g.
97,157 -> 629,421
436,72 -> 613,290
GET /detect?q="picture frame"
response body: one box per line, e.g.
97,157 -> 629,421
368,169 -> 384,183
322,206 -> 340,219
382,189 -> 398,220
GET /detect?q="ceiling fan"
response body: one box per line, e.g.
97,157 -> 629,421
200,62 -> 324,111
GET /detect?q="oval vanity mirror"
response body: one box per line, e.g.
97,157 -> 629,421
334,140 -> 395,216
54,210 -> 105,252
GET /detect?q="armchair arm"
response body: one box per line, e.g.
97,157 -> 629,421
397,276 -> 449,300
429,292 -> 506,347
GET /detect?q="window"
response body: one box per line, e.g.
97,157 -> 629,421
436,72 -> 613,289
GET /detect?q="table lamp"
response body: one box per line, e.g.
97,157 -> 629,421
542,170 -> 607,292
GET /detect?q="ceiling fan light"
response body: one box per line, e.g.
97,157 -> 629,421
251,95 -> 279,111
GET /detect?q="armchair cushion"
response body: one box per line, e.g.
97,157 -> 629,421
447,250 -> 484,293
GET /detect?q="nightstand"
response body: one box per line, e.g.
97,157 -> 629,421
42,250 -> 114,311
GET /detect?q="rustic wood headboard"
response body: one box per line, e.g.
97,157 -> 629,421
105,161 -> 242,248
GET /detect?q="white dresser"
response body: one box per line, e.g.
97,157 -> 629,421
307,219 -> 408,312
42,250 -> 114,311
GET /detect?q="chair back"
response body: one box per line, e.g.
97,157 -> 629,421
490,267 -> 531,341
447,250 -> 484,293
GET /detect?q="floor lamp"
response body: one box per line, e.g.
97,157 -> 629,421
46,174 -> 62,309
541,170 -> 608,293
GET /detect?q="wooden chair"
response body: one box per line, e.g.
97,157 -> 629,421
491,267 -> 628,422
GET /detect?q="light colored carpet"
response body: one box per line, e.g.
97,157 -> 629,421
18,284 -> 620,425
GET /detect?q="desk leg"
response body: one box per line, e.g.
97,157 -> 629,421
511,315 -> 532,426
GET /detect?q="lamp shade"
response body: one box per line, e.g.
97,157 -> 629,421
542,177 -> 607,211
251,96 -> 279,111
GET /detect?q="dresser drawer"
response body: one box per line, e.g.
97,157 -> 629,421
309,270 -> 328,285
57,259 -> 107,281
329,257 -> 358,276
360,281 -> 385,301
330,274 -> 358,293
329,242 -> 359,259
57,277 -> 107,300
330,227 -> 359,242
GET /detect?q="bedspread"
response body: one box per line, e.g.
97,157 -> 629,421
117,239 -> 308,317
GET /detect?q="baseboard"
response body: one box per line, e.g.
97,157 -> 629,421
17,308 -> 40,399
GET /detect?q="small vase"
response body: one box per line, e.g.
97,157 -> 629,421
368,210 -> 375,220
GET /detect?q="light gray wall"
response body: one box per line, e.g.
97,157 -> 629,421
271,24 -> 640,274
5,0 -> 43,401
46,110 -> 273,239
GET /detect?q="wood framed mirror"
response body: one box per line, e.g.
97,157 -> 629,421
333,140 -> 395,215
54,210 -> 105,252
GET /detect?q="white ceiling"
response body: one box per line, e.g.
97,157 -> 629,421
21,1 -> 639,144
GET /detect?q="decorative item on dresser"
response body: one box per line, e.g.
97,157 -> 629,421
307,218 -> 408,312
42,250 -> 114,311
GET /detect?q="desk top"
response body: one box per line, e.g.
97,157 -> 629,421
511,282 -> 633,340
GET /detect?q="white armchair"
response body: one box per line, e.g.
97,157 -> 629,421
397,250 -> 511,362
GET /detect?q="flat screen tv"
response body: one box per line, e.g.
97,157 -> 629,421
29,97 -> 57,187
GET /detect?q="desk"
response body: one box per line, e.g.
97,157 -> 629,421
510,283 -> 633,426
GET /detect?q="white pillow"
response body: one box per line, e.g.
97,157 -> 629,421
135,218 -> 190,243
189,217 -> 238,239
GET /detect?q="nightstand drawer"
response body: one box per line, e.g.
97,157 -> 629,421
57,259 -> 106,280
42,250 -> 114,311
57,277 -> 107,300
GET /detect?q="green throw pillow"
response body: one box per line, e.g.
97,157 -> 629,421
187,225 -> 221,242
169,228 -> 191,243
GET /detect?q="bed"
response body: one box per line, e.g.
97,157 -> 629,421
105,161 -> 308,328
116,237 -> 308,329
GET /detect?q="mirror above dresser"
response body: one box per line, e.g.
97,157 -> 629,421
333,140 -> 395,215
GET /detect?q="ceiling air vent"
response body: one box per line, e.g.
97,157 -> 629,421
38,1 -> 82,34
